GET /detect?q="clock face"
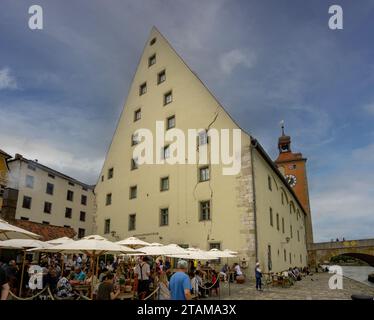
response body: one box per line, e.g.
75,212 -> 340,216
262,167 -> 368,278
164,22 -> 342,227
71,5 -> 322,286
285,174 -> 297,188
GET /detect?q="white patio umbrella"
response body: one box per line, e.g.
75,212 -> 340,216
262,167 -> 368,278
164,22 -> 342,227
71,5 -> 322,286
223,249 -> 238,255
0,239 -> 53,295
116,237 -> 150,247
209,248 -> 236,258
171,248 -> 218,260
29,235 -> 144,298
130,243 -> 188,257
46,237 -> 74,245
0,218 -> 40,240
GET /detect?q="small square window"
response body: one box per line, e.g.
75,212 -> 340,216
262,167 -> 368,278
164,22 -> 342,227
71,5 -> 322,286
20,217 -> 29,221
81,195 -> 87,205
129,214 -> 136,231
42,221 -> 50,225
68,182 -> 75,186
22,196 -> 32,209
164,91 -> 172,105
148,54 -> 156,67
44,201 -> 52,214
134,109 -> 141,121
160,177 -> 169,191
199,201 -> 211,221
65,207 -> 72,219
80,211 -> 86,222
130,186 -> 137,199
161,145 -> 170,160
101,175 -> 104,182
139,82 -> 147,96
158,70 -> 166,84
269,207 -> 273,226
25,175 -> 34,188
108,168 -> 114,179
199,166 -> 210,182
46,183 -> 54,195
48,173 -> 55,179
160,208 -> 169,226
166,115 -> 175,130
104,219 -> 110,234
67,190 -> 74,201
106,193 -> 112,206
131,158 -> 138,170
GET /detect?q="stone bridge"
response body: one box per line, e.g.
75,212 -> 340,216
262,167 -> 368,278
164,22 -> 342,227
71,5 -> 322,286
308,239 -> 374,267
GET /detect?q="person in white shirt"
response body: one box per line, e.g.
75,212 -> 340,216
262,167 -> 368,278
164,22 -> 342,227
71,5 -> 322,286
233,263 -> 243,277
134,257 -> 151,299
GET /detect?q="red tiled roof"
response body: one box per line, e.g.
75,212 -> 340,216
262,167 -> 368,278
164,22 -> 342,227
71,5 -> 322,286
12,220 -> 76,241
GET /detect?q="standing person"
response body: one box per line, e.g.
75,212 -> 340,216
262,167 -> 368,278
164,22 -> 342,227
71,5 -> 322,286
134,257 -> 151,299
158,272 -> 171,300
0,266 -> 10,300
96,273 -> 120,300
255,262 -> 262,291
169,260 -> 192,300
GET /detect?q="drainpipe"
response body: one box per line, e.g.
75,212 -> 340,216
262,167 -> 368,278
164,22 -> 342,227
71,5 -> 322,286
250,140 -> 259,263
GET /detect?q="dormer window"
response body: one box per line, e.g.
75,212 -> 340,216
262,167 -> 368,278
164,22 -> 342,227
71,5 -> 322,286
139,82 -> 147,96
148,54 -> 156,67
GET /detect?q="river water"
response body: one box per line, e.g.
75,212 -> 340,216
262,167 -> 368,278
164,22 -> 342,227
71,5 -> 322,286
340,266 -> 374,287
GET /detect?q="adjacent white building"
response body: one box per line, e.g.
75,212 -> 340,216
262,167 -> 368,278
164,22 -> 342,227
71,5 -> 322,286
6,154 -> 95,238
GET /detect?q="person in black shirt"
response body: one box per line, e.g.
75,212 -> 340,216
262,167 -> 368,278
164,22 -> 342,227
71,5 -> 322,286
0,266 -> 10,300
96,273 -> 120,300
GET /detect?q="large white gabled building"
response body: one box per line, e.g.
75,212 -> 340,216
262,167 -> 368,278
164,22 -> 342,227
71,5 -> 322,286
94,27 -> 312,275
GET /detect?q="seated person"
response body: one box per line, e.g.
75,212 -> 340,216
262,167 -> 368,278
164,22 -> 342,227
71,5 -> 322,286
70,267 -> 86,284
56,270 -> 75,298
219,264 -> 229,281
96,273 -> 120,300
233,263 -> 243,279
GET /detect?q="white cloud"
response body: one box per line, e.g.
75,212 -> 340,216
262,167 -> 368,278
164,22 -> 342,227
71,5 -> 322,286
0,67 -> 17,90
219,49 -> 256,76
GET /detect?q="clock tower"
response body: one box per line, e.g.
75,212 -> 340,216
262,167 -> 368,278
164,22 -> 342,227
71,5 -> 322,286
275,123 -> 314,245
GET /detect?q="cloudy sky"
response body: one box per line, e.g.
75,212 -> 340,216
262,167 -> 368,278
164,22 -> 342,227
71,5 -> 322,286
1,0 -> 373,242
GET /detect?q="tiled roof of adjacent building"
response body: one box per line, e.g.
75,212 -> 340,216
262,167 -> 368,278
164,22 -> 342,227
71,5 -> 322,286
12,220 -> 76,241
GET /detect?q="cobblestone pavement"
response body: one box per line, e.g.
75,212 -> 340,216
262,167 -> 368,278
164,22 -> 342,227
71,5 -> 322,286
208,273 -> 374,300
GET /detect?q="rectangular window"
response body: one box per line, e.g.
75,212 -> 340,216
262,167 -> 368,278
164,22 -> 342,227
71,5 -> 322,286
108,168 -> 114,179
161,145 -> 170,159
67,190 -> 74,201
164,91 -> 172,105
199,201 -> 211,221
25,175 -> 34,188
148,54 -> 156,67
101,175 -> 104,182
44,201 -> 52,214
81,195 -> 87,206
130,186 -> 137,199
129,214 -> 136,231
48,173 -> 55,179
160,208 -> 169,226
42,221 -> 50,225
78,228 -> 85,239
290,225 -> 293,238
139,82 -> 147,96
46,183 -> 54,195
268,175 -> 272,191
198,130 -> 208,146
134,108 -> 141,121
276,213 -> 279,231
282,217 -> 285,234
131,158 -> 138,170
289,252 -> 292,264
104,219 -> 110,234
0,185 -> 4,198
131,133 -> 140,146
281,193 -> 284,205
106,193 -> 112,206
158,70 -> 166,84
22,196 -> 32,209
166,115 -> 175,129
82,186 -> 88,191
160,177 -> 169,191
199,166 -> 210,182
269,208 -> 273,226
284,249 -> 287,262
27,164 -> 36,171
65,207 -> 72,219
80,211 -> 86,222
297,230 -> 300,242
68,182 -> 75,186
20,217 -> 29,221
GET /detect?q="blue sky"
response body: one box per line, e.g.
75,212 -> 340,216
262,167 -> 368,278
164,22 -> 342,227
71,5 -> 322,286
1,0 -> 373,242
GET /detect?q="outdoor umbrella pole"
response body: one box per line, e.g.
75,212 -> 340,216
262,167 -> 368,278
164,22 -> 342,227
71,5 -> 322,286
19,250 -> 26,297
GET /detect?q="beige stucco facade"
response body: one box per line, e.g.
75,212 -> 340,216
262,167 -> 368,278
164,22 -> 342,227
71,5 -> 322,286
7,156 -> 95,238
95,27 -> 308,275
